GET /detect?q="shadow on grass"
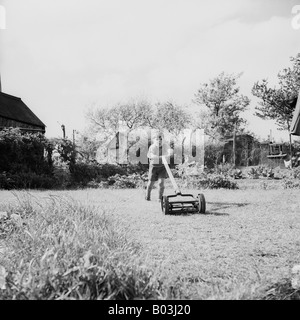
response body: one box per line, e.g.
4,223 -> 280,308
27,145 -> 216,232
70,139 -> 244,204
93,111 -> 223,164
205,201 -> 249,216
163,202 -> 249,217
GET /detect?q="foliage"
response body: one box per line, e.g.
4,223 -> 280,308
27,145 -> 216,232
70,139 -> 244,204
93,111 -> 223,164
246,166 -> 275,179
0,171 -> 56,189
204,140 -> 225,168
88,173 -> 148,189
229,169 -> 244,179
182,172 -> 238,190
0,127 -> 133,189
0,128 -> 57,189
281,166 -> 300,189
282,178 -> 300,189
175,160 -> 204,179
75,134 -> 102,163
108,173 -> 146,189
252,53 -> 300,132
86,98 -> 154,138
153,102 -> 191,136
51,138 -> 76,167
194,72 -> 250,138
52,158 -> 72,189
0,128 -> 52,175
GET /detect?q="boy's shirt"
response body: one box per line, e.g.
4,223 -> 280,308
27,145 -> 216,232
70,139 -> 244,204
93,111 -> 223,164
147,142 -> 170,167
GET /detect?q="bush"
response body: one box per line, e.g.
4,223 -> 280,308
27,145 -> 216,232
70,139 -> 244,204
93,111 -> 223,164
282,178 -> 300,189
106,173 -> 147,189
0,128 -> 150,189
0,128 -> 52,175
229,169 -> 243,180
0,171 -> 56,189
204,141 -> 225,169
69,162 -> 129,187
246,166 -> 276,180
184,173 -> 238,190
52,158 -> 72,188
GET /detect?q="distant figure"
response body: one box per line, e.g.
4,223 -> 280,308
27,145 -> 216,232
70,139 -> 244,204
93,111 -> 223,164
145,132 -> 172,202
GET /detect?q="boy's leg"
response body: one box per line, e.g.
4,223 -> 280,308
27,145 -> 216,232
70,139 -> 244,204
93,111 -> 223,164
146,165 -> 157,200
158,178 -> 165,201
145,180 -> 155,200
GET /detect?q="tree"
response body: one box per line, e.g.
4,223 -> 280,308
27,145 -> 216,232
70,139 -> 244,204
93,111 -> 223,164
86,98 -> 154,137
153,101 -> 192,136
252,53 -> 300,155
75,133 -> 102,163
194,72 -> 250,139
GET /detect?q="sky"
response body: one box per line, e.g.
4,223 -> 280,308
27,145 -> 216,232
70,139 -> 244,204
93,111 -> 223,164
0,0 -> 300,142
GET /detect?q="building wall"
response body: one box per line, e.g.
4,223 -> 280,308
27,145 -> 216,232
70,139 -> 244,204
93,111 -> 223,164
0,116 -> 45,133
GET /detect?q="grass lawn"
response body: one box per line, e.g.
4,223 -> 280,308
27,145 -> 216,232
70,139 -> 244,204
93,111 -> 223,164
1,179 -> 300,299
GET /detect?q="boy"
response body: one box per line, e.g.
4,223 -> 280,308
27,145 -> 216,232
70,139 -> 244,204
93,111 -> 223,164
145,132 -> 172,201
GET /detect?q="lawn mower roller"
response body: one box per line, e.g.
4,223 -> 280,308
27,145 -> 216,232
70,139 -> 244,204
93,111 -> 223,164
161,156 -> 206,215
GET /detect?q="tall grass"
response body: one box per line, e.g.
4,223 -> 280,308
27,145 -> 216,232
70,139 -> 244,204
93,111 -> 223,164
0,193 -> 176,300
1,191 -> 299,300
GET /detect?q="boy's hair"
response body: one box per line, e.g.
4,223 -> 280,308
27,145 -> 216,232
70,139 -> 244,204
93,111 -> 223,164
152,131 -> 164,140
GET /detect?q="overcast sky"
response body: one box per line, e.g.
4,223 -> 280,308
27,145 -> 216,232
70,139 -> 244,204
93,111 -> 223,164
0,0 -> 299,141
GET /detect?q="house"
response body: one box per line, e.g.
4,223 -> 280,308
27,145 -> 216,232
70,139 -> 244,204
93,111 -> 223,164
0,85 -> 46,134
290,94 -> 300,136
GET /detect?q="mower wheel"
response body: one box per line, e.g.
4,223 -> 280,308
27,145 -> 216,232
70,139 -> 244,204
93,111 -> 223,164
162,196 -> 170,215
197,193 -> 206,214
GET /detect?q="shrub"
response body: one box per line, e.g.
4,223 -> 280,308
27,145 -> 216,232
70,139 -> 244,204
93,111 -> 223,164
107,173 -> 146,189
0,171 -> 56,189
52,158 -> 72,188
229,169 -> 244,179
282,178 -> 300,189
184,173 -> 238,190
0,128 -> 52,175
126,163 -> 148,175
69,162 -> 129,187
98,163 -> 128,179
247,167 -> 260,179
204,141 -> 225,169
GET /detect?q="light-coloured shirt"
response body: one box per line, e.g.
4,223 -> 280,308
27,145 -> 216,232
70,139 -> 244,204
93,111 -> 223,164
147,142 -> 170,167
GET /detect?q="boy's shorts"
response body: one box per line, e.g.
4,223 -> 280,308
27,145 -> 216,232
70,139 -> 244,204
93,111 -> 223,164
148,165 -> 168,181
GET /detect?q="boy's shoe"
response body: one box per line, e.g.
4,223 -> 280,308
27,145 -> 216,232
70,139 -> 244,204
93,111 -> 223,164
145,196 -> 151,201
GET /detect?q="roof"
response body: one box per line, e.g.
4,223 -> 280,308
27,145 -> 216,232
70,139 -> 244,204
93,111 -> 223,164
0,92 -> 45,128
290,94 -> 300,136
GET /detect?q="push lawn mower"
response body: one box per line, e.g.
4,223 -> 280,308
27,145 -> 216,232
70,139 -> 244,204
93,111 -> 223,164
161,156 -> 206,215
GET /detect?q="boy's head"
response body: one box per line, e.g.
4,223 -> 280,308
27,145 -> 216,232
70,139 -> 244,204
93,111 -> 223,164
153,132 -> 164,144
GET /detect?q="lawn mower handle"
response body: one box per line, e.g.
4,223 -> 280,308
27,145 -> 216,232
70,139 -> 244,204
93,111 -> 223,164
162,156 -> 181,195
